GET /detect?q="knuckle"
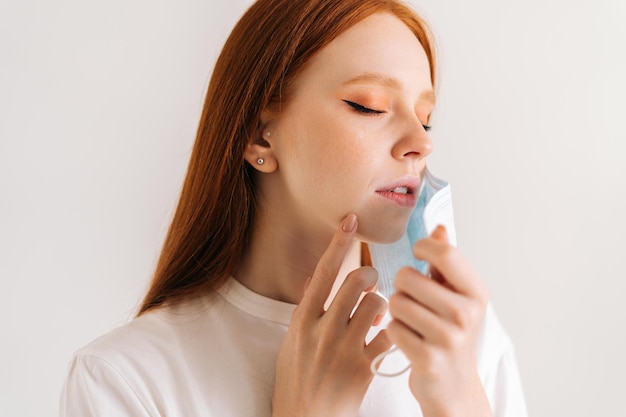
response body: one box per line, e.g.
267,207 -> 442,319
334,234 -> 350,249
451,299 -> 485,330
288,315 -> 308,338
315,262 -> 333,281
440,326 -> 464,349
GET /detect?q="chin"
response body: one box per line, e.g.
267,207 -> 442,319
356,217 -> 409,245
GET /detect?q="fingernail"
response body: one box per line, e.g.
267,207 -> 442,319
433,224 -> 446,235
342,213 -> 357,232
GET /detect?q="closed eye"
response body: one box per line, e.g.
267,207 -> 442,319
342,100 -> 385,115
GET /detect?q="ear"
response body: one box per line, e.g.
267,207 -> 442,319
243,121 -> 278,173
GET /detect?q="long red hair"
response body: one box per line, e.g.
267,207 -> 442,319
138,0 -> 436,315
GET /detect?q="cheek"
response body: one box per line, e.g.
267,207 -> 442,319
292,114 -> 372,174
314,128 -> 375,190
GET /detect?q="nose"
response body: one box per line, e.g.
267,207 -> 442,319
391,118 -> 433,161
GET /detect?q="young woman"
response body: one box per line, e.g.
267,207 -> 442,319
61,0 -> 527,416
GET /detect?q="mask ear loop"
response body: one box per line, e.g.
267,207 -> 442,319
370,345 -> 411,377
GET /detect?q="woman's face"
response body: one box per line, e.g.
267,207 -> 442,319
265,12 -> 434,244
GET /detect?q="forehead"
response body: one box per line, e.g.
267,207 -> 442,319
294,12 -> 432,94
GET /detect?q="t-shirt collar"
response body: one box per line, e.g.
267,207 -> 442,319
217,277 -> 297,326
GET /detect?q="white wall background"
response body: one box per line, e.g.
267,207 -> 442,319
1,0 -> 624,416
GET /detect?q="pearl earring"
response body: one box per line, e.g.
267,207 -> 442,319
265,131 -> 271,137
256,157 -> 264,165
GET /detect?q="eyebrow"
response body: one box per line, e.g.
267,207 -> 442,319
343,72 -> 402,89
342,72 -> 436,106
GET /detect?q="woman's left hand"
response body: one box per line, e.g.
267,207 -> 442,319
387,225 -> 493,417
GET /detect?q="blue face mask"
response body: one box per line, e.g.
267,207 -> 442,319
368,167 -> 456,299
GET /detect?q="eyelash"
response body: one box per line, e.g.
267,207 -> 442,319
343,100 -> 385,115
342,100 -> 432,131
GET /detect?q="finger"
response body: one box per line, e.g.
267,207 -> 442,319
300,213 -> 358,316
388,292 -> 453,344
371,302 -> 387,327
428,225 -> 449,285
412,231 -> 487,300
395,267 -> 464,322
326,266 -> 378,323
347,291 -> 388,341
386,319 -> 427,363
364,329 -> 392,362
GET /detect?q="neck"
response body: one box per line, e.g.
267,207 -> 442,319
234,209 -> 361,305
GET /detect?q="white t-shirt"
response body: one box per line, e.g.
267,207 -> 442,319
60,277 -> 528,416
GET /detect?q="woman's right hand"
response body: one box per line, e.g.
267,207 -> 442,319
272,213 -> 391,417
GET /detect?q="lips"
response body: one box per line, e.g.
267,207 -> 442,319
377,176 -> 420,195
375,176 -> 420,207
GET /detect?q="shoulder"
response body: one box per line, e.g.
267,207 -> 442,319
60,312 -> 166,417
61,296 -> 219,416
73,309 -> 173,368
74,294 -> 217,368
65,307 -> 183,391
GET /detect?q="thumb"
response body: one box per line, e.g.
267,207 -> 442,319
429,225 -> 449,286
431,224 -> 449,244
